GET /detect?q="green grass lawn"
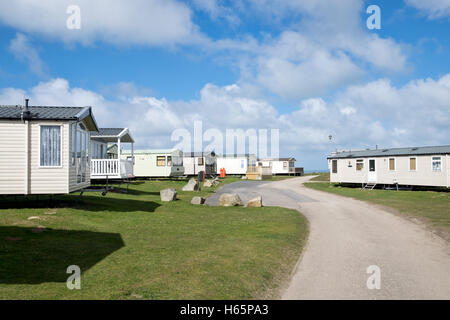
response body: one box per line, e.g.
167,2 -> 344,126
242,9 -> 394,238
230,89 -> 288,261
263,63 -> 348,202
305,182 -> 450,231
306,172 -> 330,182
0,178 -> 308,300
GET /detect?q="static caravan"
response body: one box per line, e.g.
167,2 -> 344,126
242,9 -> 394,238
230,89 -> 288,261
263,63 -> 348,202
257,157 -> 296,175
183,152 -> 216,176
216,154 -> 257,175
328,145 -> 450,188
0,101 -> 98,195
122,149 -> 184,178
90,128 -> 135,180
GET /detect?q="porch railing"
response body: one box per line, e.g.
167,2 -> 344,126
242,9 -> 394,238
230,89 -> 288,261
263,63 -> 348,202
120,159 -> 134,177
91,159 -> 134,177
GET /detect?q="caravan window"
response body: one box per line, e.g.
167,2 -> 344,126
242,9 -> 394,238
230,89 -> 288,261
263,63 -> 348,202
369,159 -> 376,172
167,156 -> 172,166
71,123 -> 76,166
157,156 -> 166,166
332,160 -> 337,174
356,159 -> 364,171
198,157 -> 204,165
40,126 -> 62,167
70,123 -> 88,183
409,158 -> 417,171
76,128 -> 88,183
432,157 -> 442,172
389,158 -> 396,171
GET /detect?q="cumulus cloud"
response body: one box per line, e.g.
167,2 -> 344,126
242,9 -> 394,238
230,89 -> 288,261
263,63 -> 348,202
1,75 -> 449,168
9,33 -> 46,77
406,0 -> 450,19
1,0 -> 409,104
0,0 -> 204,46
236,1 -> 408,100
253,32 -> 365,99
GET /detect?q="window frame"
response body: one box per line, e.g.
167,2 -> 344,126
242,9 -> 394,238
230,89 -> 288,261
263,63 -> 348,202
75,126 -> 89,184
332,159 -> 338,174
369,159 -> 376,172
70,122 -> 77,167
431,156 -> 442,172
198,157 -> 204,166
38,124 -> 63,168
156,156 -> 166,167
388,158 -> 396,171
409,157 -> 417,172
356,159 -> 364,171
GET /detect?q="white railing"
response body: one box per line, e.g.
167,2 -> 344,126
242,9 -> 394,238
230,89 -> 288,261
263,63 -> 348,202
90,159 -> 134,177
91,159 -> 120,176
120,159 -> 134,177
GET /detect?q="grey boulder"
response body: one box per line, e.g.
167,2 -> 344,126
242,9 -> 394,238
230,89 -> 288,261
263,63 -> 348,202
218,193 -> 243,207
246,196 -> 263,207
191,196 -> 205,205
160,188 -> 177,202
182,178 -> 200,191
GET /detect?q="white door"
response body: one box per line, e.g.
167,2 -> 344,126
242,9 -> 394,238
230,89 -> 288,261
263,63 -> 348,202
368,159 -> 377,182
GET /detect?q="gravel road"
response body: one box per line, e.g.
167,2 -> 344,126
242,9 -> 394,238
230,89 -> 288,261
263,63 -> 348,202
206,176 -> 450,299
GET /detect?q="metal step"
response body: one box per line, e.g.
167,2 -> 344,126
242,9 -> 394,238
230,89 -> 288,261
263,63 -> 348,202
362,183 -> 377,190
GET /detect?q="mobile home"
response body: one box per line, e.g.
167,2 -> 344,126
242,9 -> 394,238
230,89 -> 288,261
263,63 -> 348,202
0,102 -> 98,195
183,151 -> 216,176
257,157 -> 296,175
90,128 -> 135,180
216,154 -> 257,175
122,149 -> 184,178
328,145 -> 450,188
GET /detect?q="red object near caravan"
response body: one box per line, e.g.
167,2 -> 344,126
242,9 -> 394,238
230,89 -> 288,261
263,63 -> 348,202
220,168 -> 226,178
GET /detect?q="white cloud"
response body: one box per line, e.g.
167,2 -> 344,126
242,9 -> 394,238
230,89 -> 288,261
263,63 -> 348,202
236,1 -> 408,100
254,32 -> 364,99
9,33 -> 46,76
1,0 -> 408,103
1,75 -> 449,169
406,0 -> 450,19
0,0 -> 204,46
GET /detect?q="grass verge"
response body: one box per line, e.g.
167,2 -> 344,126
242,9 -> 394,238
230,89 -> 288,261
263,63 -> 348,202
0,178 -> 308,299
306,172 -> 330,182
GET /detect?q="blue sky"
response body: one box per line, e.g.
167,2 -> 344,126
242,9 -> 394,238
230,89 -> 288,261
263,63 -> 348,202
0,0 -> 449,170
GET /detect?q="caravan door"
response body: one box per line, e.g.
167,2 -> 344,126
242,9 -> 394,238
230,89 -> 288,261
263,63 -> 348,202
368,159 -> 377,183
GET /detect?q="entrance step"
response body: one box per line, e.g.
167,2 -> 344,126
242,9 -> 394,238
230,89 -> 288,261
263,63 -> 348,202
362,183 -> 377,190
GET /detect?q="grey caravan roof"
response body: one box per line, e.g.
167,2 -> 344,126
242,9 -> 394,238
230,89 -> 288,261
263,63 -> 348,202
91,128 -> 125,137
91,128 -> 134,143
328,145 -> 450,159
0,105 -> 98,131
